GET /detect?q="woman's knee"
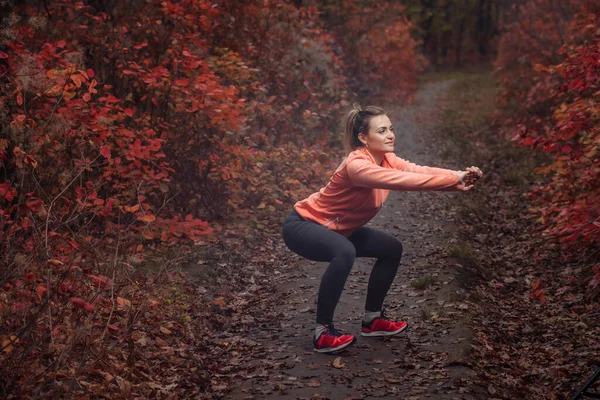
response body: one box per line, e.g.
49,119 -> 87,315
334,244 -> 356,269
388,238 -> 403,260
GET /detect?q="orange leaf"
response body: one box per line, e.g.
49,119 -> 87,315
2,336 -> 18,353
138,214 -> 156,223
71,74 -> 83,88
116,296 -> 131,308
124,204 -> 140,213
36,285 -> 47,298
214,298 -> 226,307
24,155 -> 38,168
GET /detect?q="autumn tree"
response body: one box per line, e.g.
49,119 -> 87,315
304,0 -> 427,98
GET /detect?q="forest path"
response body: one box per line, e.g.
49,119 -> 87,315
228,79 -> 485,399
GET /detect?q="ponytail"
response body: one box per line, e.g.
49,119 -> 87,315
343,104 -> 386,154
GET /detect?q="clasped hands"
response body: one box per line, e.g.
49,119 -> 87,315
457,166 -> 483,191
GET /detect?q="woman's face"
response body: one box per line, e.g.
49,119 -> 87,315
359,114 -> 395,154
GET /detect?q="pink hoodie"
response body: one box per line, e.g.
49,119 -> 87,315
294,147 -> 462,237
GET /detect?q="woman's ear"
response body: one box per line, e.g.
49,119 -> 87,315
357,132 -> 367,145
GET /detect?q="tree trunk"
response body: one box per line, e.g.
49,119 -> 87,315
477,0 -> 494,59
454,18 -> 465,67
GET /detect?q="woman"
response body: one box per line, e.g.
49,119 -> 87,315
282,105 -> 483,353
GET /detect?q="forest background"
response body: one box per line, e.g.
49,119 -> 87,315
0,0 -> 598,398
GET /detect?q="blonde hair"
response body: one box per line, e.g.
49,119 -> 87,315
343,104 -> 387,154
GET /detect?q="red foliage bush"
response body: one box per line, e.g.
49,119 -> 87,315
0,0 -> 351,395
494,0 -> 600,288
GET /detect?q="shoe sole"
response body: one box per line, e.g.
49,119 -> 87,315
313,337 -> 357,353
360,323 -> 408,337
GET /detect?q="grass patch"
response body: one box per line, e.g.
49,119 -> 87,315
449,243 -> 477,261
411,274 -> 437,290
457,312 -> 475,324
463,198 -> 486,212
505,169 -> 524,186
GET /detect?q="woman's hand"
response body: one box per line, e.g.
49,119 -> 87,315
457,171 -> 473,191
464,166 -> 483,185
457,167 -> 483,191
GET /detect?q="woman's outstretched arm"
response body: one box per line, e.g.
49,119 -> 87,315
347,156 -> 462,191
386,153 -> 461,177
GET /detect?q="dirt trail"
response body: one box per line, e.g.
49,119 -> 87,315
229,80 -> 485,399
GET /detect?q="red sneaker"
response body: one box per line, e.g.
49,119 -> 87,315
361,312 -> 408,337
313,325 -> 356,353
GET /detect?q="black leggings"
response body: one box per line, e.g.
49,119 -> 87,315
281,209 -> 403,326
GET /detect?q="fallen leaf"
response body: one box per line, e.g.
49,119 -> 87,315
332,357 -> 345,369
160,326 -> 172,335
214,298 -> 226,306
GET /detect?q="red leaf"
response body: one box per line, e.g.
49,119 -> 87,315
0,182 -> 14,201
100,145 -> 111,159
69,297 -> 86,309
24,272 -> 35,283
26,199 -> 43,211
88,274 -> 113,289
